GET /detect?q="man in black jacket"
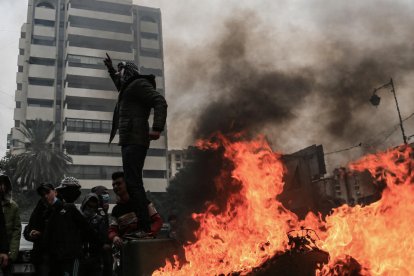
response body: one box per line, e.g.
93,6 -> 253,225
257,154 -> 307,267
104,55 -> 167,235
26,183 -> 97,276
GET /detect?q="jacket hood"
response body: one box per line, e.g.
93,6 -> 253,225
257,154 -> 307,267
80,193 -> 99,212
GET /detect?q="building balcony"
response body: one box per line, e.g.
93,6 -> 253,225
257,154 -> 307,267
34,6 -> 56,21
17,55 -> 25,66
68,7 -> 132,23
16,72 -> 23,83
64,108 -> 113,121
27,85 -> 55,100
140,21 -> 159,33
19,38 -> 25,49
141,38 -> 160,50
26,106 -> 54,121
28,64 -> 56,79
64,87 -> 116,100
65,65 -> 107,78
30,44 -> 57,58
13,108 -> 25,121
15,90 -> 24,102
64,131 -> 118,144
33,25 -> 55,38
139,56 -> 163,69
66,45 -> 133,60
67,24 -> 133,42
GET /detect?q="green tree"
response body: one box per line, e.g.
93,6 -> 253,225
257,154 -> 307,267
12,119 -> 72,189
0,151 -> 18,177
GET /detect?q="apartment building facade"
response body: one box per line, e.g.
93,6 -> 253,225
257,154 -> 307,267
10,0 -> 169,192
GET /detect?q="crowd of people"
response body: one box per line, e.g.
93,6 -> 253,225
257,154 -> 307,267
1,57 -> 168,276
0,173 -> 164,276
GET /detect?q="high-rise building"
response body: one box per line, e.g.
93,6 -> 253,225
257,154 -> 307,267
10,0 -> 168,193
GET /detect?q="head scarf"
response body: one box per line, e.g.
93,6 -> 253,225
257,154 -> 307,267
117,61 -> 140,86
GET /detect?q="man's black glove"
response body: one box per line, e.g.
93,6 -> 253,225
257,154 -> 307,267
104,53 -> 116,74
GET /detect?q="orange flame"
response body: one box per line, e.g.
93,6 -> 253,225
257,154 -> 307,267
155,135 -> 299,275
317,145 -> 414,275
155,136 -> 414,275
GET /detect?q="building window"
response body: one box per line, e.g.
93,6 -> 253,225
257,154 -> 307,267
68,15 -> 132,34
140,49 -> 161,58
32,38 -> 55,46
67,34 -> 132,52
19,49 -> 24,55
17,83 -> 22,90
139,67 -> 163,76
28,77 -> 54,86
21,32 -> 26,39
66,98 -> 114,112
16,102 -> 21,108
66,75 -> 114,91
27,98 -> 53,108
141,32 -> 158,40
66,118 -> 113,133
15,120 -> 20,127
18,66 -> 23,72
29,57 -> 55,66
34,19 -> 55,27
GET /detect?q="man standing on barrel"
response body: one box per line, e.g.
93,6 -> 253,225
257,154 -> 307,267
104,54 -> 167,236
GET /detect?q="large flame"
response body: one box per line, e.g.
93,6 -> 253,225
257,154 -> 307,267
155,136 -> 414,275
317,145 -> 414,275
155,135 -> 299,275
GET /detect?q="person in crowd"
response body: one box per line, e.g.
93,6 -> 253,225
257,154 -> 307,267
79,193 -> 106,276
0,175 -> 21,276
0,201 -> 8,275
56,176 -> 82,203
108,172 -> 162,247
104,54 -> 167,236
36,182 -> 97,276
24,184 -> 53,276
91,186 -> 112,276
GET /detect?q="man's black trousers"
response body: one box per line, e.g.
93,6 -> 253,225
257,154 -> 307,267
121,144 -> 151,231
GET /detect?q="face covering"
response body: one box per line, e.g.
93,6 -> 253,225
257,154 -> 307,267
83,207 -> 96,218
117,61 -> 140,86
101,194 -> 110,205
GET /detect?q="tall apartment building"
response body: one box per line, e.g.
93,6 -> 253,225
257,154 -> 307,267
10,0 -> 168,193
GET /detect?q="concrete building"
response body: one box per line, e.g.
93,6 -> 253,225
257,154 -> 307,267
168,147 -> 196,179
10,0 -> 168,193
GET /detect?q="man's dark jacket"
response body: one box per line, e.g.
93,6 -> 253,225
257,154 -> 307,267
109,72 -> 167,147
0,203 -> 9,254
23,199 -> 50,264
46,200 -> 98,261
25,199 -> 96,262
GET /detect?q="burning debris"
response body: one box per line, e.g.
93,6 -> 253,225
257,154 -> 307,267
154,135 -> 413,275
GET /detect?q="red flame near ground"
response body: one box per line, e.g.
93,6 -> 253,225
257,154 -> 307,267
154,136 -> 414,275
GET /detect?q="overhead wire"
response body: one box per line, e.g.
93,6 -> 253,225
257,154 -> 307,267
324,112 -> 414,155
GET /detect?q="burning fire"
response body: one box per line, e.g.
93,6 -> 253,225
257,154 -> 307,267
317,145 -> 414,275
154,136 -> 414,275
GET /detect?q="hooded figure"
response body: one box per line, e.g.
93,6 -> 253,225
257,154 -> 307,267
79,193 -> 107,276
104,55 -> 167,235
0,175 -> 21,274
56,176 -> 81,203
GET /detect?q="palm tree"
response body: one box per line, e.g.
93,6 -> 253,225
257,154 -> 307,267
13,119 -> 72,189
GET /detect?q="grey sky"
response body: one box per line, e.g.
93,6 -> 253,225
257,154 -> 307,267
1,0 -> 414,171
